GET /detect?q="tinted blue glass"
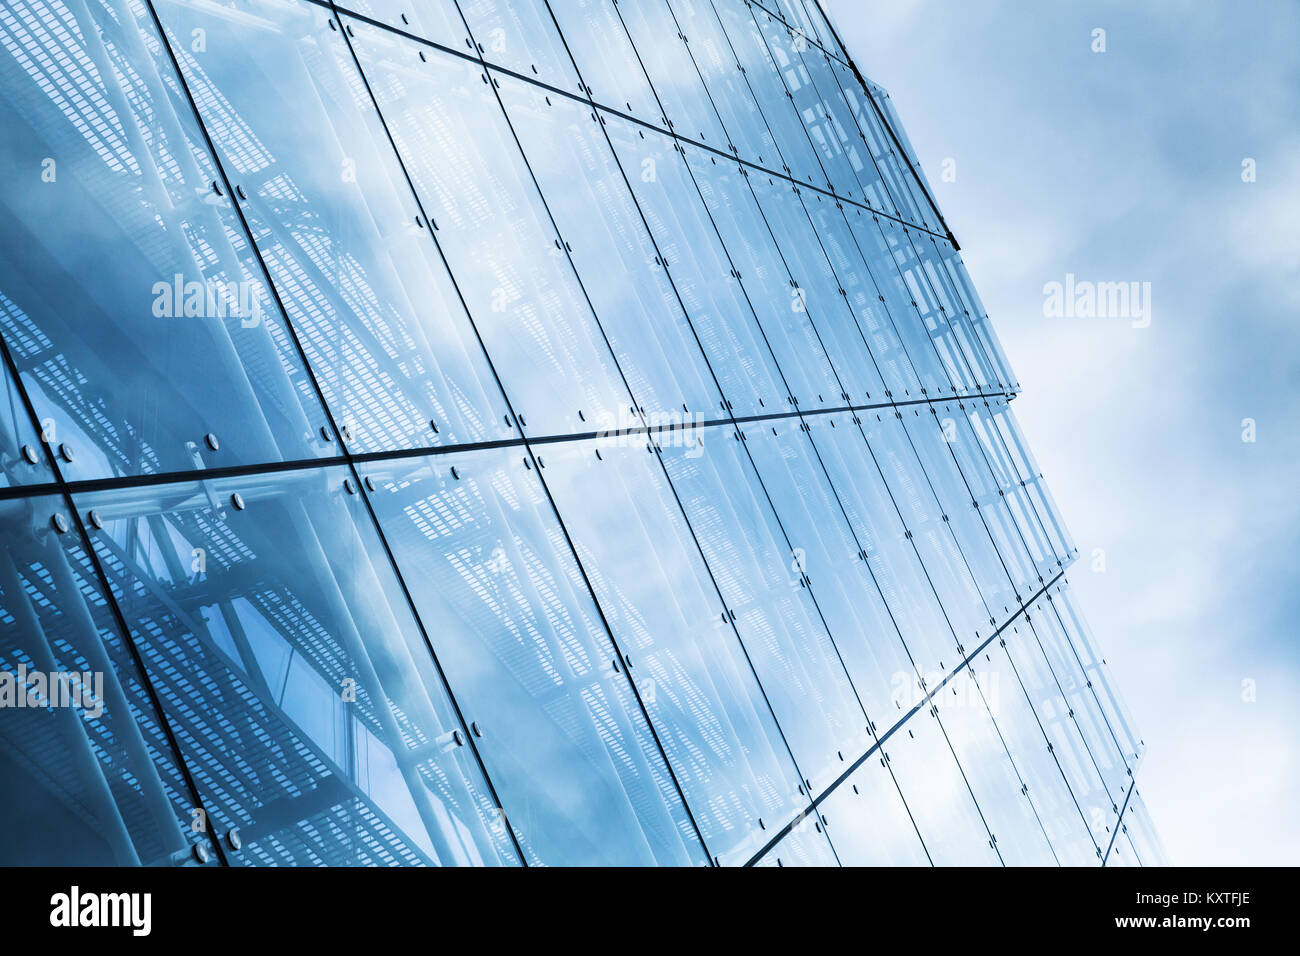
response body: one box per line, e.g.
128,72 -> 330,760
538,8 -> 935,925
742,420 -> 916,720
897,402 -> 1023,620
1050,582 -> 1143,765
1008,615 -> 1113,834
605,114 -> 787,416
813,411 -> 964,681
0,0 -> 1158,869
974,639 -> 1098,865
661,428 -> 869,794
879,703 -> 999,865
937,669 -> 1059,866
362,447 -> 707,865
541,437 -> 805,865
667,0 -> 782,165
0,0 -> 331,481
713,0 -> 824,187
819,756 -> 930,865
1120,790 -> 1167,866
866,411 -> 993,649
747,172 -> 891,405
749,6 -> 865,202
845,214 -> 955,396
495,72 -> 721,423
350,22 -> 634,438
79,466 -> 518,866
751,812 -> 839,867
0,494 -> 215,865
458,0 -> 582,91
0,355 -> 50,487
547,0 -> 661,120
347,0 -> 472,52
618,0 -> 731,148
1032,599 -> 1132,807
937,241 -> 1020,391
965,398 -> 1063,583
155,0 -> 511,455
684,148 -> 848,409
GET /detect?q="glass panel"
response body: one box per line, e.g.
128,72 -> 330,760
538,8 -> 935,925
751,810 -> 839,867
819,757 -> 930,865
886,222 -> 977,393
796,195 -> 905,401
937,240 -> 1019,390
0,353 -> 51,487
741,421 -> 915,721
1121,789 -> 1168,866
350,23 -> 634,438
79,466 -> 519,866
667,0 -> 781,166
458,0 -> 582,90
1008,615 -> 1112,842
966,398 -> 1062,583
879,705 -> 998,865
975,640 -> 1097,865
460,0 -> 582,89
1050,582 -> 1144,765
547,0 -> 661,121
832,70 -> 932,229
748,172 -> 889,405
845,213 -> 954,396
155,0 -> 511,455
618,0 -> 730,149
684,146 -> 847,409
874,87 -> 946,232
661,427 -> 869,794
937,668 -> 1058,866
867,412 -> 993,650
750,6 -> 863,202
0,0 -> 331,481
1033,596 -> 1132,808
0,494 -> 215,866
605,114 -> 786,416
495,72 -> 721,423
346,0 -> 472,52
814,411 -> 963,682
364,447 -> 707,866
541,437 -> 804,866
713,0 -> 824,188
898,403 -> 1023,620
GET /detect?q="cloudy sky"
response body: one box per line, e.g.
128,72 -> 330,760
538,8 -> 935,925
826,0 -> 1300,865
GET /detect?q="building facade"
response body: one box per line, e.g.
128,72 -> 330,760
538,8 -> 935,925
0,0 -> 1162,866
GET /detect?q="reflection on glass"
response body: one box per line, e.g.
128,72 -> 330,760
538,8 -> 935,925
0,0 -> 331,481
80,466 -> 517,866
363,447 -> 707,865
0,495 -> 212,865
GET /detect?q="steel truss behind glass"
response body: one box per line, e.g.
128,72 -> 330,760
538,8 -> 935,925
0,0 -> 1160,867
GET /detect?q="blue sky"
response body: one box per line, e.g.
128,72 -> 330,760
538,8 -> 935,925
826,0 -> 1300,865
